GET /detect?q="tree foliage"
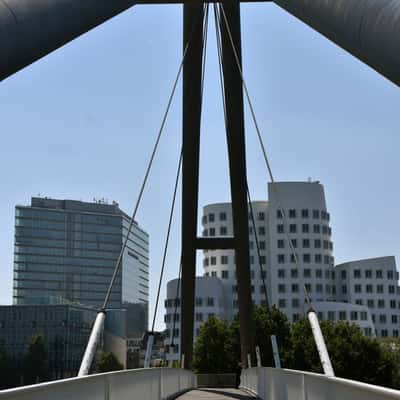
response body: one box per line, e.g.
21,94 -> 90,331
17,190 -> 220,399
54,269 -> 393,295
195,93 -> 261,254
288,318 -> 396,388
0,347 -> 18,389
23,334 -> 49,385
96,351 -> 124,373
192,306 -> 400,389
193,316 -> 235,373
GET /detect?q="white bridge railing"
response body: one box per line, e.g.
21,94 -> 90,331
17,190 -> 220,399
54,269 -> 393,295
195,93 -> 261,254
240,367 -> 400,400
0,368 -> 196,400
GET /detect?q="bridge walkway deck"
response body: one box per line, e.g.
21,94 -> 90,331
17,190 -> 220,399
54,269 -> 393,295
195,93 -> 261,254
176,388 -> 257,399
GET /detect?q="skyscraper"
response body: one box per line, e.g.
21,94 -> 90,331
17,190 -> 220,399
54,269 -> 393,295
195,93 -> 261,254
13,197 -> 149,334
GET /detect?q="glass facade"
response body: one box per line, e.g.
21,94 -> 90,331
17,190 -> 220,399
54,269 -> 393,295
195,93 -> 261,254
13,198 -> 149,333
0,304 -> 97,378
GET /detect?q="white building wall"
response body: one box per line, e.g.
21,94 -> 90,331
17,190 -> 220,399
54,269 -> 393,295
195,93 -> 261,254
335,256 -> 400,338
267,182 -> 335,322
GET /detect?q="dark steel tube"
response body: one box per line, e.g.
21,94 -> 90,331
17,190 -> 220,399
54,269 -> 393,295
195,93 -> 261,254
273,0 -> 400,86
0,0 -> 136,81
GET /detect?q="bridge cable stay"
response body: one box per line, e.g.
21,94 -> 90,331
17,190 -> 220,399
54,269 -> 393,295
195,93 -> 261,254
144,151 -> 183,368
214,4 -> 270,368
216,3 -> 334,377
141,3 -> 212,370
78,11 -> 208,375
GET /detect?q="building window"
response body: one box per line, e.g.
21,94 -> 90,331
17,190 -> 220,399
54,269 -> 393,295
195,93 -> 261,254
355,299 -> 363,305
278,299 -> 286,308
221,255 -> 229,265
211,271 -> 217,277
305,283 -> 312,292
278,269 -> 285,278
278,254 -> 285,264
366,284 -> 373,293
260,270 -> 267,279
342,285 -> 347,294
377,285 -> 384,294
293,314 -> 300,322
302,224 -> 309,233
303,254 -> 311,263
204,258 -> 209,267
315,269 -> 322,278
220,226 -> 227,235
390,300 -> 396,309
327,311 -> 335,321
354,284 -> 362,293
259,256 -> 266,265
290,239 -> 297,248
341,270 -> 346,279
376,270 -> 383,279
277,210 -> 283,219
379,315 -> 387,324
289,209 -> 296,218
289,224 -> 297,233
219,212 -> 227,221
314,239 -> 321,248
277,224 -> 284,233
388,271 -> 394,280
249,241 -> 254,250
394,330 -> 399,337
196,313 -> 203,322
392,315 -> 398,324
202,215 -> 208,224
290,254 -> 297,263
378,300 -> 385,308
350,311 -> 358,321
196,298 -> 203,307
210,257 -> 216,265
222,270 -> 229,279
278,284 -> 286,293
302,239 -> 310,248
360,312 -> 368,321
304,269 -> 311,278
323,240 -> 329,249
316,284 -> 323,293
367,299 -> 374,308
354,270 -> 361,278
259,241 -> 266,250
292,299 -> 299,308
389,285 -> 395,294
209,228 -> 215,236
277,239 -> 285,249
365,270 -> 372,278
314,254 -> 322,263
322,226 -> 328,234
324,255 -> 330,265
258,212 -> 265,221
291,269 -> 298,278
313,224 -> 320,234
291,284 -> 299,293
209,213 -> 215,222
258,227 -> 266,235
302,209 -> 309,218
337,311 -> 346,321
313,210 -> 320,219
250,255 -> 254,265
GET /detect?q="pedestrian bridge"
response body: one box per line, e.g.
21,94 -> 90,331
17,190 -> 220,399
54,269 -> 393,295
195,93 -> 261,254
1,367 -> 399,400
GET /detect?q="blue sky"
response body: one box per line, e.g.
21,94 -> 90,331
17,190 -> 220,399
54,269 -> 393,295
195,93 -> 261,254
0,4 -> 399,330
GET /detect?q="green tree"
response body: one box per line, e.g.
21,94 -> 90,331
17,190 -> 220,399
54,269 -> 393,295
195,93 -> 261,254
96,351 -> 124,373
288,318 -> 397,388
23,334 -> 49,384
0,347 -> 18,389
228,305 -> 291,370
193,316 -> 234,373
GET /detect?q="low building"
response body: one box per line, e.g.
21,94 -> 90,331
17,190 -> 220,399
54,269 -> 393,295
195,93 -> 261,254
0,303 -> 97,379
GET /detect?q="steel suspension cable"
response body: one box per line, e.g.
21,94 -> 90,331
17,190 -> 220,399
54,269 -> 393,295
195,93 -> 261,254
218,4 -> 312,305
151,151 -> 182,333
214,5 -> 270,308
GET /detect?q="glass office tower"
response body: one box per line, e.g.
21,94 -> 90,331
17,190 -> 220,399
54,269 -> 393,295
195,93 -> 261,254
13,197 -> 149,332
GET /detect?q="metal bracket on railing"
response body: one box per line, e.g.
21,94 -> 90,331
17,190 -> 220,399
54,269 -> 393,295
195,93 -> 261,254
78,311 -> 106,376
270,335 -> 281,368
144,333 -> 154,368
255,346 -> 262,367
307,310 -> 335,377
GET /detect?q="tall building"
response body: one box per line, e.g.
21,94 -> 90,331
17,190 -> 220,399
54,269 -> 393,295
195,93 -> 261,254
13,197 -> 149,333
164,181 -> 398,360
